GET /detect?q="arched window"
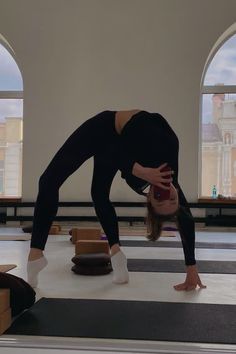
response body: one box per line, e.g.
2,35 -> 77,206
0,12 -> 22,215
0,38 -> 23,198
201,31 -> 236,198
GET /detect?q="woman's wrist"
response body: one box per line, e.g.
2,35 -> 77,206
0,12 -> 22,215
132,163 -> 149,179
186,264 -> 197,272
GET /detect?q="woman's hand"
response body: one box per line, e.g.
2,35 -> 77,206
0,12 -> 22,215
132,162 -> 173,189
174,265 -> 207,291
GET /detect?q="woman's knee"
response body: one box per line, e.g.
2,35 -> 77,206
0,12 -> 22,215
38,172 -> 56,193
91,189 -> 109,207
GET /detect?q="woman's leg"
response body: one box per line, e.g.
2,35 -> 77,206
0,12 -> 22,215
91,153 -> 119,249
28,146 -> 92,286
28,110 -> 117,286
30,111 -> 117,252
29,153 -> 86,251
91,154 -> 129,283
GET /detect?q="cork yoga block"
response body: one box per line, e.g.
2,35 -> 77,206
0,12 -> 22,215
49,226 -> 60,235
0,265 -> 17,273
75,240 -> 109,255
0,308 -> 11,335
0,289 -> 10,314
53,224 -> 61,231
71,228 -> 101,244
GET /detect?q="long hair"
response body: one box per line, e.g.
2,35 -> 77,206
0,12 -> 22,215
146,201 -> 179,242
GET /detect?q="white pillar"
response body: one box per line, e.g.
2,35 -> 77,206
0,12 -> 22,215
4,142 -> 22,197
222,146 -> 231,196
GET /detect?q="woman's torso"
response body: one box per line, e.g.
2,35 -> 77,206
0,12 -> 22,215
115,109 -> 141,134
115,109 -> 179,179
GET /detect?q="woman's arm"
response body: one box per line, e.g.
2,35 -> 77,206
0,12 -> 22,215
176,185 -> 196,266
133,163 -> 196,266
132,162 -> 173,188
174,184 -> 207,291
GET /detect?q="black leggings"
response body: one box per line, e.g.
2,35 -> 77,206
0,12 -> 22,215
30,111 -> 120,250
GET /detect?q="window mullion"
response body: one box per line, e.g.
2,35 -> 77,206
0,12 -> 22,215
0,91 -> 23,99
203,86 -> 236,94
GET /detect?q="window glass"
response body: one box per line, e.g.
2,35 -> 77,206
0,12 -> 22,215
0,44 -> 23,90
0,99 -> 23,121
201,93 -> 236,197
204,34 -> 236,85
0,41 -> 23,197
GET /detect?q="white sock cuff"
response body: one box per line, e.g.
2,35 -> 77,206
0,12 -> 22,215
27,256 -> 48,288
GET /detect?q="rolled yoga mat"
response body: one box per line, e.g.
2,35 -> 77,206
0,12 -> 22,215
6,297 -> 236,344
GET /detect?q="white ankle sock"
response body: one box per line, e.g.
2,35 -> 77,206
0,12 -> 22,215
27,256 -> 48,288
111,250 -> 129,284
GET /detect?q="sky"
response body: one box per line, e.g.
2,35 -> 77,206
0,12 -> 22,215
0,45 -> 22,90
202,34 -> 236,124
204,34 -> 236,85
0,45 -> 23,121
0,34 -> 236,123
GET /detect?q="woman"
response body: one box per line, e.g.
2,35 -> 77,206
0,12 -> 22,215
27,109 -> 206,291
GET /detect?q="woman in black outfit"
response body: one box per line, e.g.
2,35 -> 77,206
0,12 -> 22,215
27,110 -> 206,291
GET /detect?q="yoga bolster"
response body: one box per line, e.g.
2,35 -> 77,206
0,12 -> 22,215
22,224 -> 61,234
71,253 -> 111,266
71,264 -> 112,275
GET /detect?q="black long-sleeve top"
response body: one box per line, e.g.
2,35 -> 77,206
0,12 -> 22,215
118,111 -> 196,266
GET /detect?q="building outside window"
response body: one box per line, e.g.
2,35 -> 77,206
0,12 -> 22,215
201,33 -> 236,198
0,39 -> 23,198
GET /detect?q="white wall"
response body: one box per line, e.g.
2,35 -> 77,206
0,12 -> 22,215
0,0 -> 236,202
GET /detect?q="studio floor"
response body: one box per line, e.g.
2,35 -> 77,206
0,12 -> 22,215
0,224 -> 236,354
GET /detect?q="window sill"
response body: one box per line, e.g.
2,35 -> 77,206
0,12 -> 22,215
198,197 -> 236,204
0,198 -> 22,203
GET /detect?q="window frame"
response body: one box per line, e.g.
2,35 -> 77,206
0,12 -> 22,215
0,92 -> 23,99
0,47 -> 23,199
200,31 -> 236,198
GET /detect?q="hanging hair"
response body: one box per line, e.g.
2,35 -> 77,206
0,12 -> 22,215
146,201 -> 179,242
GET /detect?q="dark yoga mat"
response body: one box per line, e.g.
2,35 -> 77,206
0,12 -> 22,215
127,259 -> 236,274
121,240 -> 236,249
6,297 -> 236,344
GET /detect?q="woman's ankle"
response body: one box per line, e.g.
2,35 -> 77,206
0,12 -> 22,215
28,248 -> 44,261
110,244 -> 120,257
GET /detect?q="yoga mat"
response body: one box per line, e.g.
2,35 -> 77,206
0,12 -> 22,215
0,264 -> 17,272
0,228 -> 31,241
6,297 -> 236,344
0,235 -> 31,241
127,259 -> 236,274
121,240 -> 236,249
